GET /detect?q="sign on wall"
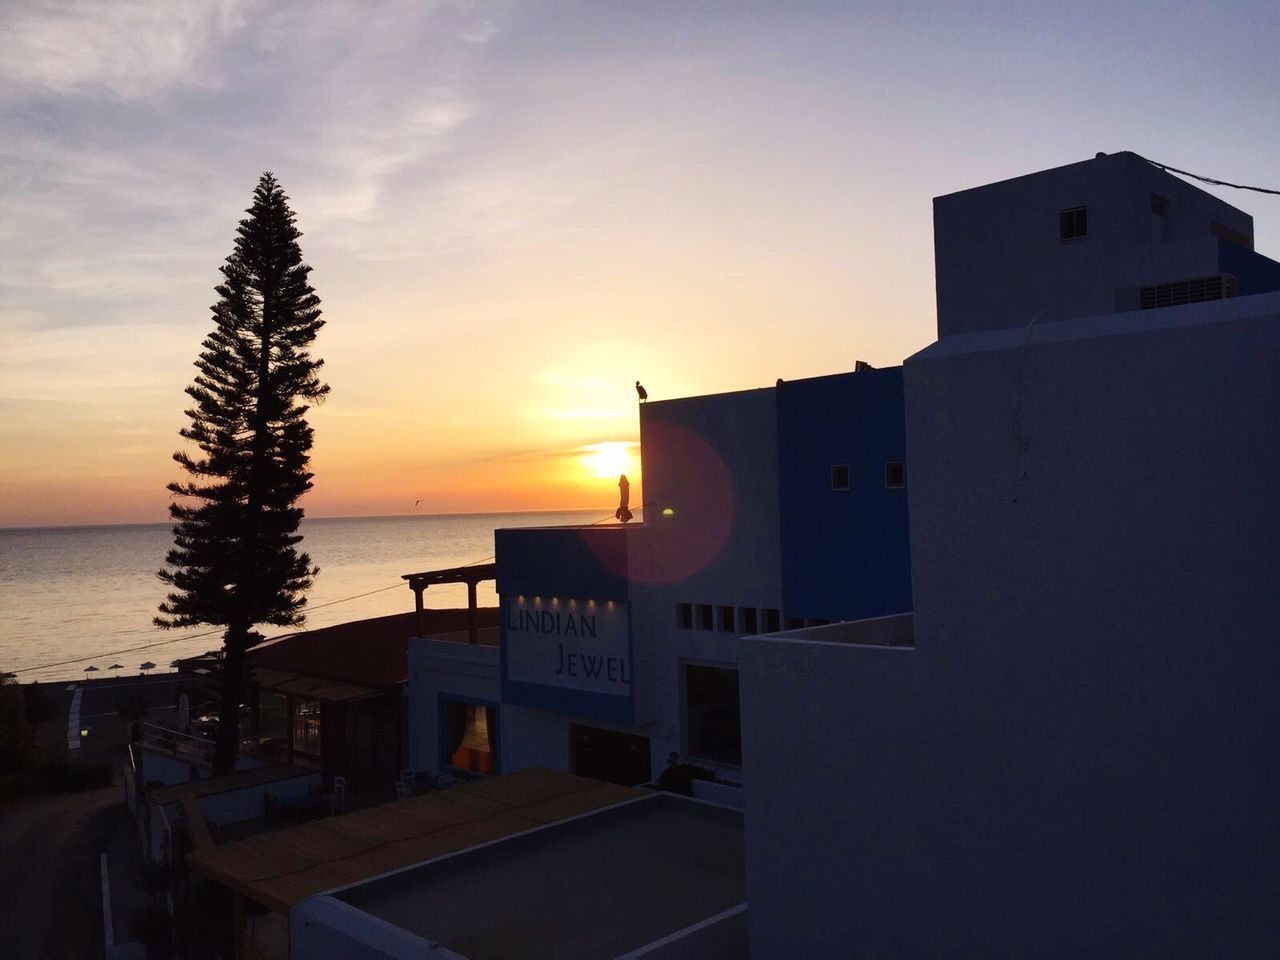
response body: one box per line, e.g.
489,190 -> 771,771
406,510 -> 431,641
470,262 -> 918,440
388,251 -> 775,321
504,596 -> 631,697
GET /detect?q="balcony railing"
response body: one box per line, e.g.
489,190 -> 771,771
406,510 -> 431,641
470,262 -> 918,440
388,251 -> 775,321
140,719 -> 217,766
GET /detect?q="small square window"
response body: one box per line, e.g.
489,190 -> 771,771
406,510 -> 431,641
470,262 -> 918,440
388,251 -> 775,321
830,464 -> 850,491
762,608 -> 781,633
885,460 -> 906,490
1151,193 -> 1167,217
676,603 -> 693,629
1059,206 -> 1087,241
718,605 -> 736,632
739,607 -> 759,635
697,604 -> 714,631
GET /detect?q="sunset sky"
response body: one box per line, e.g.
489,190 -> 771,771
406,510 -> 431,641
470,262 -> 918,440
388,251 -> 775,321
2,0 -> 1277,527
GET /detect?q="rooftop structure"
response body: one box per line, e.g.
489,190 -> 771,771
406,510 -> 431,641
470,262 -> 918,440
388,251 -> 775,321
742,155 -> 1280,956
934,150 -> 1280,336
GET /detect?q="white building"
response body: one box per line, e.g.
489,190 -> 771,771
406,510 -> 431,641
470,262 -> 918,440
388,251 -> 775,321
409,367 -> 912,801
741,152 -> 1280,956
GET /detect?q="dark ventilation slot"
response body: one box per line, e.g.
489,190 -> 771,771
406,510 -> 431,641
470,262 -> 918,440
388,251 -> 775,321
1140,275 -> 1236,310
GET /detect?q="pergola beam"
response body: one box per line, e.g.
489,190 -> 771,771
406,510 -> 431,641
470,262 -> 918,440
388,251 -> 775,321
401,563 -> 497,644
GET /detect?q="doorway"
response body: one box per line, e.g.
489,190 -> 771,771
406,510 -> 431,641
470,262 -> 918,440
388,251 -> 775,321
570,724 -> 652,786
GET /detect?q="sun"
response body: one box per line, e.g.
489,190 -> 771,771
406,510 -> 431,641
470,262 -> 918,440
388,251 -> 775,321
578,441 -> 637,479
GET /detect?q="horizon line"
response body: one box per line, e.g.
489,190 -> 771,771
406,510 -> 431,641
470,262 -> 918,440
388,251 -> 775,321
0,505 -> 625,534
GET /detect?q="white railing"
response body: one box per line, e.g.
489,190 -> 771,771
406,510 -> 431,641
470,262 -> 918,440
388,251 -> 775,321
141,720 -> 217,766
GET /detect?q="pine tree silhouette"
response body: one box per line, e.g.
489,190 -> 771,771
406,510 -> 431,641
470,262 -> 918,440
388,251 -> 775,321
157,173 -> 329,775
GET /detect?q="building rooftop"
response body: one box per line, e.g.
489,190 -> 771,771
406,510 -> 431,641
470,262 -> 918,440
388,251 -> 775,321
334,788 -> 746,960
246,607 -> 499,690
186,768 -> 641,912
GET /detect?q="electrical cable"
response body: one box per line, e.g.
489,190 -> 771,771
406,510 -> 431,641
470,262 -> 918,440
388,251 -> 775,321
1134,154 -> 1279,196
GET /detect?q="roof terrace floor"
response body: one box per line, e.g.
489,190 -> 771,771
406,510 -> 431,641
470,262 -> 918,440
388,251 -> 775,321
337,791 -> 746,960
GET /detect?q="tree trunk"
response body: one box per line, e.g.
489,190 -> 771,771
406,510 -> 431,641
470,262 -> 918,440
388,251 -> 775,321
212,621 -> 249,776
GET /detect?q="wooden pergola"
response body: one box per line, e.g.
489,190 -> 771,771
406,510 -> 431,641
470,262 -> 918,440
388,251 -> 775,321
401,562 -> 497,644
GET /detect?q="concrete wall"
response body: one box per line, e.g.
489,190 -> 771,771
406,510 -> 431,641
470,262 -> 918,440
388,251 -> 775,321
629,388 -> 782,778
194,772 -> 321,828
934,151 -> 1257,336
292,895 -> 462,959
741,294 -> 1280,957
776,368 -> 911,621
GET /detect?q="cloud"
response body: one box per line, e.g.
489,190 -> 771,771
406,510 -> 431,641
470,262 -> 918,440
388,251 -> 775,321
0,0 -> 252,100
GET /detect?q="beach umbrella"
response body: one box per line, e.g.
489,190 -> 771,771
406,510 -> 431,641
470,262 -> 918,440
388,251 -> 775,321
84,665 -> 99,674
139,661 -> 156,674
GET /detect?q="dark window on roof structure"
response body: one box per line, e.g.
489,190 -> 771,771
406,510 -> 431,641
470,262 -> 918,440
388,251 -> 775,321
762,608 -> 781,633
739,607 -> 759,635
685,664 -> 742,767
1151,193 -> 1168,217
697,604 -> 714,631
676,603 -> 693,629
1059,206 -> 1088,241
718,606 -> 736,633
885,460 -> 906,490
831,464 -> 850,491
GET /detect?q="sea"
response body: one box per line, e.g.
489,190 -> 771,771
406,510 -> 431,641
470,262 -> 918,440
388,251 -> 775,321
0,510 -> 609,684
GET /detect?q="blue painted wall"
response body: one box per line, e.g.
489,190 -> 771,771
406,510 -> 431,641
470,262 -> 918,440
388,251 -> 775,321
495,526 -> 629,600
1217,237 -> 1280,297
776,367 -> 912,622
495,525 -> 635,725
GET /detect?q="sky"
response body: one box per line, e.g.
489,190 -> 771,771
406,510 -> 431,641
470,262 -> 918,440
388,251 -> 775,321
1,0 -> 1277,527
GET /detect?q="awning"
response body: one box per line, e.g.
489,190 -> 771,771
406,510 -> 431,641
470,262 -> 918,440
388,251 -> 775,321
247,667 -> 381,704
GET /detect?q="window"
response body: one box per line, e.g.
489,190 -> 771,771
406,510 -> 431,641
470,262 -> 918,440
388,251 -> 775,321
739,607 -> 759,635
697,604 -> 714,631
676,602 -> 693,629
830,464 -> 850,491
885,460 -> 906,489
762,608 -> 781,633
685,664 -> 742,767
1150,193 -> 1167,217
718,606 -> 736,632
292,699 -> 322,757
442,699 -> 497,774
1059,206 -> 1088,240
258,692 -> 288,749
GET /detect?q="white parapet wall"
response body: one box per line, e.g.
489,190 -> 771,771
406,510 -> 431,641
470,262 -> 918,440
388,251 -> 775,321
292,895 -> 467,960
